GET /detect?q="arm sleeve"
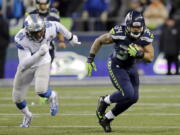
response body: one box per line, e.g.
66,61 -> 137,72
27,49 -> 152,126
18,48 -> 42,70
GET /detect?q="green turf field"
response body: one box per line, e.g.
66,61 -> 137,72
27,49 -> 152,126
0,85 -> 180,135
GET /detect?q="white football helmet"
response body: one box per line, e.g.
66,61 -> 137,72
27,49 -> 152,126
24,14 -> 45,42
36,0 -> 50,14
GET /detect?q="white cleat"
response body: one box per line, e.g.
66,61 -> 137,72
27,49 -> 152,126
20,112 -> 32,128
48,91 -> 59,116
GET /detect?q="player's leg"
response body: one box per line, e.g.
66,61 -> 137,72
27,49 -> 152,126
12,67 -> 35,127
97,60 -> 137,132
49,42 -> 55,63
97,60 -> 135,117
109,65 -> 139,117
34,63 -> 59,116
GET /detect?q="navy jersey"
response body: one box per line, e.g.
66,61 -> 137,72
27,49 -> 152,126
109,25 -> 154,67
27,8 -> 60,22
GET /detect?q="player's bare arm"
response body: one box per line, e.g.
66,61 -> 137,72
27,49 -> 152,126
90,33 -> 114,55
57,33 -> 66,48
143,43 -> 154,62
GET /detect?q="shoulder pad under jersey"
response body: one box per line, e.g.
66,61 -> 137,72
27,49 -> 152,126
109,25 -> 126,40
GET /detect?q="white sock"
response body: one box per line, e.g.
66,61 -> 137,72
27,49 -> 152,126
49,91 -> 55,99
105,110 -> 115,119
21,106 -> 32,116
104,95 -> 111,104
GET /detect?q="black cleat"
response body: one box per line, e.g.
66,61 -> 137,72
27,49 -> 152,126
99,117 -> 113,132
96,96 -> 109,121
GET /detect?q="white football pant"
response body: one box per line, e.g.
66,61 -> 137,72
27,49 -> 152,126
12,63 -> 51,103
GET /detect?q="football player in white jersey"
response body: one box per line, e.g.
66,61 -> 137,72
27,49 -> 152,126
12,14 -> 81,128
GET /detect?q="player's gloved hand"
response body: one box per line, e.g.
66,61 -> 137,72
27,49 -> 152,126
86,54 -> 97,76
38,44 -> 50,56
69,35 -> 81,46
128,44 -> 144,59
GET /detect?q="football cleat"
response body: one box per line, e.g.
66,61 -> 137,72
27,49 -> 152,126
99,117 -> 113,133
48,91 -> 59,116
96,96 -> 109,121
20,112 -> 32,128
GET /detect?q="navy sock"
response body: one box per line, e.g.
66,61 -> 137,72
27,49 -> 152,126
16,100 -> 26,110
38,88 -> 52,98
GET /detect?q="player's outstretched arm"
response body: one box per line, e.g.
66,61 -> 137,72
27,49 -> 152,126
86,33 -> 114,76
90,33 -> 114,54
57,33 -> 66,48
54,21 -> 81,46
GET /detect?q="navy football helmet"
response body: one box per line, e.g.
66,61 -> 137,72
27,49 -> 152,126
125,10 -> 145,39
36,0 -> 50,14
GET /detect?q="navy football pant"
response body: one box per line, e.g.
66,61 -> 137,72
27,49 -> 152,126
107,60 -> 139,116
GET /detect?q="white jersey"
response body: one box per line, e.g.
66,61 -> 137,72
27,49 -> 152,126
14,21 -> 72,67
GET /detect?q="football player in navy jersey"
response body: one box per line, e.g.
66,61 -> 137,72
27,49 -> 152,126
26,0 -> 66,62
86,10 -> 154,132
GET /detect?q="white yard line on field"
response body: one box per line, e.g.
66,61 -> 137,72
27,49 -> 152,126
1,95 -> 180,101
0,125 -> 180,129
0,118 -> 8,120
1,103 -> 180,107
0,112 -> 180,116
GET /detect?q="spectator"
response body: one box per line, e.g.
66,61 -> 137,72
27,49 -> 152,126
52,0 -> 83,17
24,0 -> 36,13
53,0 -> 70,17
0,0 -> 2,9
143,0 -> 168,29
129,0 -> 143,13
0,6 -> 10,78
12,0 -> 25,22
160,18 -> 179,75
6,0 -> 14,19
170,0 -> 180,20
125,0 -> 144,20
106,0 -> 122,30
139,0 -> 151,13
81,0 -> 109,31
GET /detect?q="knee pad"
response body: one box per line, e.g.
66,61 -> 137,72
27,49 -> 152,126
12,88 -> 24,103
128,95 -> 139,104
35,85 -> 49,94
131,95 -> 139,104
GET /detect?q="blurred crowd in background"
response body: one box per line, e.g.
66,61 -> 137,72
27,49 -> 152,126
0,0 -> 180,31
0,0 -> 180,78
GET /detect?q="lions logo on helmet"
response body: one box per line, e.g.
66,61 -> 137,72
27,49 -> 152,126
125,11 -> 145,39
24,14 -> 45,42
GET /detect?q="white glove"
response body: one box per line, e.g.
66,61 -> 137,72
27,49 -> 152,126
70,35 -> 81,46
38,44 -> 49,56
